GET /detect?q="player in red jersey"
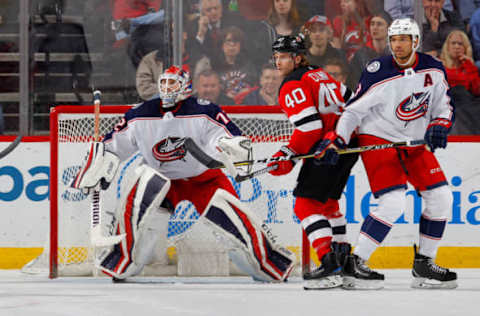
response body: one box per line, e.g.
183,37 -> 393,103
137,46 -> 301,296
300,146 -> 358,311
268,35 -> 358,289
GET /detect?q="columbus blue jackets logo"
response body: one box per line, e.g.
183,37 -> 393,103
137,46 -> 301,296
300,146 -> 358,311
152,137 -> 187,162
395,92 -> 430,122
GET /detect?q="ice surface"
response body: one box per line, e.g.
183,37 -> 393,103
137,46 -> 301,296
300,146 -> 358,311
0,269 -> 478,316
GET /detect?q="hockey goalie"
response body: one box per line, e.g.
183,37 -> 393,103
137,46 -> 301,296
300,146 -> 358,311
71,66 -> 296,282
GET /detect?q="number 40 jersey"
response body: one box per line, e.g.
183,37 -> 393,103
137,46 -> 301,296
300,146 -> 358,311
278,65 -> 353,155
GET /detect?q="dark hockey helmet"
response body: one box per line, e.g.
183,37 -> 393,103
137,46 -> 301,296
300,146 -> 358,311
272,35 -> 307,55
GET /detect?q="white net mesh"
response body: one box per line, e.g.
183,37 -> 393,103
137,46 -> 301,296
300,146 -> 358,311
23,106 -> 299,277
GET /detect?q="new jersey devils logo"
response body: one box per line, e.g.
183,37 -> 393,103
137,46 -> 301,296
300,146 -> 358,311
152,137 -> 187,162
395,92 -> 430,122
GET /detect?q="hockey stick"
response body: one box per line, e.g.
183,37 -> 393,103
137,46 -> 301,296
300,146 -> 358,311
0,135 -> 22,160
90,90 -> 125,247
184,137 -> 426,182
233,139 -> 427,182
231,139 -> 427,167
234,165 -> 278,182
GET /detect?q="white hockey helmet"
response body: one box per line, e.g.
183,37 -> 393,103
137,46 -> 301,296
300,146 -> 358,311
158,66 -> 192,108
388,18 -> 421,66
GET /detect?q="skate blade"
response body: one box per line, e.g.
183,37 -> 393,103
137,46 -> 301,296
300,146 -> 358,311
303,275 -> 342,290
411,277 -> 458,289
342,276 -> 384,290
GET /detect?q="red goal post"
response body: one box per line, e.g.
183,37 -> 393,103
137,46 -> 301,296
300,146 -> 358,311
41,105 -> 313,278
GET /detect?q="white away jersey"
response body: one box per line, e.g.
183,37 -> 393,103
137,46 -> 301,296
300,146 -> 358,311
103,97 -> 241,180
336,53 -> 455,143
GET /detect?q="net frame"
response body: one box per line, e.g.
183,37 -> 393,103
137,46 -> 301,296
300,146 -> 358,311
47,105 -> 311,279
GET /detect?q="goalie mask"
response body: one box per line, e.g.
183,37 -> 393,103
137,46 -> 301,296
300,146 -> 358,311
158,66 -> 192,108
388,18 -> 421,67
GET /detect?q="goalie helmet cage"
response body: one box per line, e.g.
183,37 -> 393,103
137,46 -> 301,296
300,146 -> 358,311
42,105 -> 313,278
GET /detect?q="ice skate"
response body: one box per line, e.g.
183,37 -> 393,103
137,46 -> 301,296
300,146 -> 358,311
303,252 -> 342,290
411,244 -> 457,289
342,254 -> 384,290
331,242 -> 351,271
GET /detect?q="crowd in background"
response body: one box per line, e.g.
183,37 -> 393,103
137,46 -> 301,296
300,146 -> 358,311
1,0 -> 480,134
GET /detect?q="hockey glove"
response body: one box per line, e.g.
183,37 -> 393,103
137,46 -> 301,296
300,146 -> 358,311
268,146 -> 297,176
424,118 -> 451,153
71,142 -> 120,194
313,131 -> 346,165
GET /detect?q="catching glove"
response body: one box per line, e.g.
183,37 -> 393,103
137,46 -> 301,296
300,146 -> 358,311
71,142 -> 120,194
268,146 -> 297,176
424,118 -> 451,153
313,131 -> 347,165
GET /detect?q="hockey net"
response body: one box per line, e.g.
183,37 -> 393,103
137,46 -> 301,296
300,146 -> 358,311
22,105 -> 312,278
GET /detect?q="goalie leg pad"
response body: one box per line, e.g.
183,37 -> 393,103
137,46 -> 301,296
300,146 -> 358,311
202,189 -> 296,282
98,164 -> 171,279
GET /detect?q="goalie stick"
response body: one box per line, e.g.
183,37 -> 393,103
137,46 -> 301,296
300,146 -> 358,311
90,90 -> 125,247
184,138 -> 426,182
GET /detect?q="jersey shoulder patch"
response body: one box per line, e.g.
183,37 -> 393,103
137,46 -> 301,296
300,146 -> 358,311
366,60 -> 381,73
196,98 -> 212,105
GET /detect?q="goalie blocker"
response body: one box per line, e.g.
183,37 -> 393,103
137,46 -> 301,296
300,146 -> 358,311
98,163 -> 296,282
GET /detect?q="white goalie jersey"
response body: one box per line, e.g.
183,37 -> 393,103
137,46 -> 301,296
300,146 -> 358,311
336,53 -> 455,143
102,97 -> 242,179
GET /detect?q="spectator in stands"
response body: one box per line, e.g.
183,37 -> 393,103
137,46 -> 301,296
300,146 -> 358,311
237,0 -> 270,21
470,4 -> 480,64
440,29 -> 480,135
135,29 -> 207,101
264,0 -> 303,38
302,15 -> 348,68
208,26 -> 257,103
242,64 -> 282,105
323,58 -> 349,85
454,0 -> 480,26
247,0 -> 304,68
384,0 -> 454,20
136,49 -> 163,100
187,0 -> 245,63
194,69 -> 235,105
422,0 -> 465,57
348,11 -> 392,89
327,0 -> 381,21
110,0 -> 164,45
441,30 -> 480,97
332,0 -> 372,61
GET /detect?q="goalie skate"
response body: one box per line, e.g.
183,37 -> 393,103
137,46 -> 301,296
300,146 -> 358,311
411,245 -> 457,289
303,252 -> 342,290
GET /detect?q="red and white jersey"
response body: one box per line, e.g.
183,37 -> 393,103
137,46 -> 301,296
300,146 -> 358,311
336,53 -> 455,144
103,97 -> 241,180
278,65 -> 352,154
